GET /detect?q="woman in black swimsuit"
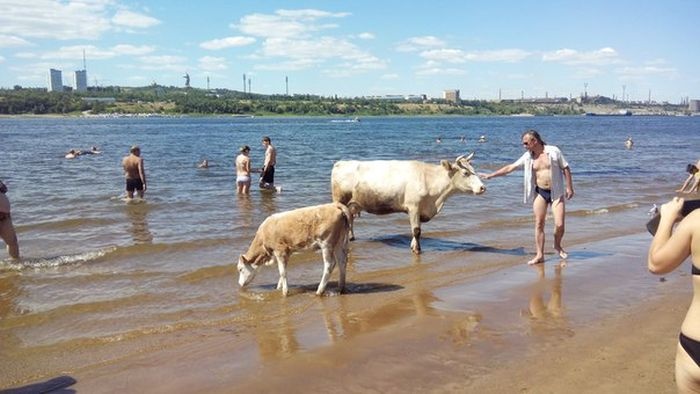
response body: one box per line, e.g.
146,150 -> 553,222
648,196 -> 700,392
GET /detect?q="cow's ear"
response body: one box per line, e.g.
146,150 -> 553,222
239,255 -> 248,264
441,160 -> 452,170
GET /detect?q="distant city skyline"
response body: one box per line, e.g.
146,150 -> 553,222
0,1 -> 698,103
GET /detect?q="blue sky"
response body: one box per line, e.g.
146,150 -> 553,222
0,0 -> 697,103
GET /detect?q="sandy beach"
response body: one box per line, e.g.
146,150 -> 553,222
2,232 -> 689,393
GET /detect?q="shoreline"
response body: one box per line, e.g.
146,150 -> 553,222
2,232 -> 689,393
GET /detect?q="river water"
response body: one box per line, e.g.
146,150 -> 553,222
1,115 -> 698,385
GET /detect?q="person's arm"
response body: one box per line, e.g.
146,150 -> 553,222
480,162 -> 519,180
688,176 -> 700,193
563,166 -> 574,199
677,174 -> 694,192
139,158 -> 147,191
648,197 -> 693,274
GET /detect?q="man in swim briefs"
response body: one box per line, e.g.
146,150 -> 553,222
480,129 -> 574,265
122,145 -> 147,199
259,136 -> 278,191
235,145 -> 252,194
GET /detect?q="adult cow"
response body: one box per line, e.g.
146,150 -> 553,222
331,153 -> 486,254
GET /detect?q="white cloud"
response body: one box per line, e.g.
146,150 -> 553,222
198,56 -> 228,71
617,65 -> 678,79
542,47 -> 620,65
0,1 -> 159,40
235,9 -> 349,39
200,36 -> 256,50
255,59 -> 321,71
29,44 -> 155,60
137,55 -> 188,71
111,44 -> 156,56
415,64 -> 466,76
381,73 -> 399,80
256,36 -> 386,72
421,48 -> 531,63
112,9 -> 160,28
0,34 -> 33,48
396,36 -> 446,52
357,32 -> 375,40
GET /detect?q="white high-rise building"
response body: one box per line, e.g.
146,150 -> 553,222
48,69 -> 63,92
74,69 -> 87,92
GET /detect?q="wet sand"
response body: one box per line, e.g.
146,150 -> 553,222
3,232 -> 690,393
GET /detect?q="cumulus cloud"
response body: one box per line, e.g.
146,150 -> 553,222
134,55 -> 188,71
0,1 -> 159,40
357,32 -> 375,40
542,47 -> 620,65
112,9 -> 160,28
421,48 -> 531,63
200,36 -> 256,50
617,65 -> 678,79
396,36 -> 446,52
256,36 -> 386,71
0,35 -> 33,48
29,44 -> 155,60
234,9 -> 349,39
198,56 -> 228,71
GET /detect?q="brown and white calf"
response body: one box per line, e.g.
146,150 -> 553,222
237,202 -> 358,296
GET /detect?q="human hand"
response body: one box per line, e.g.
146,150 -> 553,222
566,189 -> 574,200
659,197 -> 684,221
478,173 -> 490,180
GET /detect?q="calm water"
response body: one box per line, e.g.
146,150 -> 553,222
1,115 -> 699,379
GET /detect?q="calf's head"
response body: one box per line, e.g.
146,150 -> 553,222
442,152 -> 486,195
237,255 -> 258,287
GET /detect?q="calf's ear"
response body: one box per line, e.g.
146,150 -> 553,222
441,160 -> 452,171
239,255 -> 248,265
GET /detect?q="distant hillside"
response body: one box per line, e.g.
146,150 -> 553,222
0,85 -> 689,116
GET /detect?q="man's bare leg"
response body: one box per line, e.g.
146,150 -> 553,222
529,195 -> 548,265
552,198 -> 568,259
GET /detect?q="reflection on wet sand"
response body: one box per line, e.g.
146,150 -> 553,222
239,296 -> 300,361
125,203 -> 153,244
0,272 -> 23,358
523,263 -> 570,335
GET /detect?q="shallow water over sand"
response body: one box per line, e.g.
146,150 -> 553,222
1,115 -> 699,387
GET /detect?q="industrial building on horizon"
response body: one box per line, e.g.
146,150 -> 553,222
46,68 -> 88,92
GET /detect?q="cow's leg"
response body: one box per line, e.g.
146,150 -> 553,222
408,210 -> 422,254
347,214 -> 355,241
316,246 -> 336,296
275,252 -> 289,296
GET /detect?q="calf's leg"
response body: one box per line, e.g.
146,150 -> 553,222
275,252 -> 289,296
316,246 -> 337,295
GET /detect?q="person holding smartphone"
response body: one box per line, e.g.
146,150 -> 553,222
648,196 -> 700,391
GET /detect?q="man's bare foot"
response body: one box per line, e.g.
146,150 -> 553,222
527,256 -> 544,265
555,249 -> 568,259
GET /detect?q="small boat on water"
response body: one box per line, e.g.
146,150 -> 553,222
330,117 -> 360,123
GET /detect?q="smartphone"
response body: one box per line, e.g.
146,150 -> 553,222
647,198 -> 700,235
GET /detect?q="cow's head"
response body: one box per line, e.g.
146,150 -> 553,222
442,152 -> 486,195
237,255 -> 259,287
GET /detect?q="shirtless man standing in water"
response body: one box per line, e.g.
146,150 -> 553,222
122,145 -> 147,199
480,129 -> 574,264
